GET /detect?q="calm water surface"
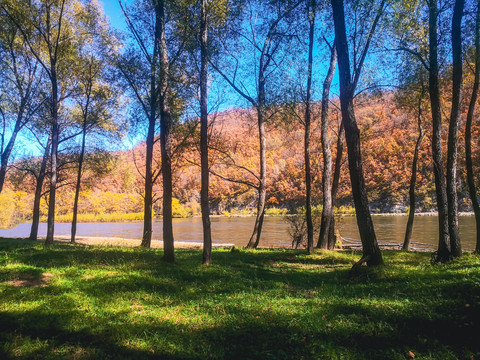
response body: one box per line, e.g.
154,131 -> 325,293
0,215 -> 477,251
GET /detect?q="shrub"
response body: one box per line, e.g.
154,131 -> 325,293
265,207 -> 288,216
0,192 -> 17,228
285,205 -> 323,248
172,198 -> 190,218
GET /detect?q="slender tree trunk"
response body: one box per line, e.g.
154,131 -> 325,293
331,0 -> 383,266
160,106 -> 174,262
318,40 -> 337,250
200,0 -> 212,265
327,119 -> 345,249
304,0 -> 315,254
446,0 -> 465,258
45,66 -> 58,245
246,107 -> 267,249
403,89 -> 425,251
156,0 -> 174,262
71,123 -> 86,243
142,114 -> 155,248
428,0 -> 450,261
466,0 -> 480,254
142,3 -> 163,249
30,135 -> 51,241
0,107 -> 25,193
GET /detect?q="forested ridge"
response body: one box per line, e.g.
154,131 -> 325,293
3,91 -> 479,227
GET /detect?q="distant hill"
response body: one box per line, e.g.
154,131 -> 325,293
4,92 -> 479,226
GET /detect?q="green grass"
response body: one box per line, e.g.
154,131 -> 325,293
0,239 -> 479,359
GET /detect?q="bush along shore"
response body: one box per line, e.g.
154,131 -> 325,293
0,238 -> 479,360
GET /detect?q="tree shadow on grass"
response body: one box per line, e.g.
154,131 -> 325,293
1,240 -> 480,359
1,294 -> 479,360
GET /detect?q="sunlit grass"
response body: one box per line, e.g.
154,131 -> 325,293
0,238 -> 479,359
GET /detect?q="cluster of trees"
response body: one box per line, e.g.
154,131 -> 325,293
1,0 -> 480,267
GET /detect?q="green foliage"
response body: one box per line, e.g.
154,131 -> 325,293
172,198 -> 191,218
44,212 -> 144,223
264,207 -> 288,216
335,205 -> 356,215
221,207 -> 254,217
0,191 -> 32,228
0,240 -> 479,359
0,193 -> 17,228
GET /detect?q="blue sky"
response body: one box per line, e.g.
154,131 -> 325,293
100,1 -> 128,31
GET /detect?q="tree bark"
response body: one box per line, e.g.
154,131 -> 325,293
200,0 -> 212,265
142,0 -> 164,249
141,112 -> 155,248
446,0 -> 465,258
318,40 -> 337,250
246,28 -> 270,249
327,120 -> 344,249
156,0 -> 174,262
330,0 -> 383,266
403,88 -> 425,251
30,135 -> 51,241
304,0 -> 316,254
428,0 -> 451,261
246,107 -> 267,249
466,0 -> 480,254
0,106 -> 25,193
71,122 -> 86,243
45,64 -> 59,246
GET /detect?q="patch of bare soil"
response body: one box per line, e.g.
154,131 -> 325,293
8,272 -> 55,287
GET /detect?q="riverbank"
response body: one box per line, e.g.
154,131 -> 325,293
44,211 -> 479,224
0,238 -> 479,359
5,235 -> 235,249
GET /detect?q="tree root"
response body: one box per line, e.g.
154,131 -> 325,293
430,250 -> 452,265
349,254 -> 371,276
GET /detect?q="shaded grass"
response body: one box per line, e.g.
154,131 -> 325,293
0,238 -> 479,359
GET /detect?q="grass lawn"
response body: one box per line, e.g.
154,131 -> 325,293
0,238 -> 479,360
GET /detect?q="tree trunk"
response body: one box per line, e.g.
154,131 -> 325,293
331,0 -> 383,266
245,29 -> 270,250
246,107 -> 267,249
141,1 -> 163,249
446,0 -> 465,258
45,66 -> 58,246
403,90 -> 425,251
141,114 -> 155,248
466,0 -> 480,254
0,106 -> 25,193
156,0 -> 174,262
428,0 -> 451,262
200,0 -> 212,265
304,0 -> 315,254
30,135 -> 51,241
326,119 -> 344,249
318,40 -> 337,250
71,123 -> 86,243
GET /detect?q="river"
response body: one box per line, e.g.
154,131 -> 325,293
0,215 -> 477,251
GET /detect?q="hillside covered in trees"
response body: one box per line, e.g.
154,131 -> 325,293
2,92 -> 479,225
